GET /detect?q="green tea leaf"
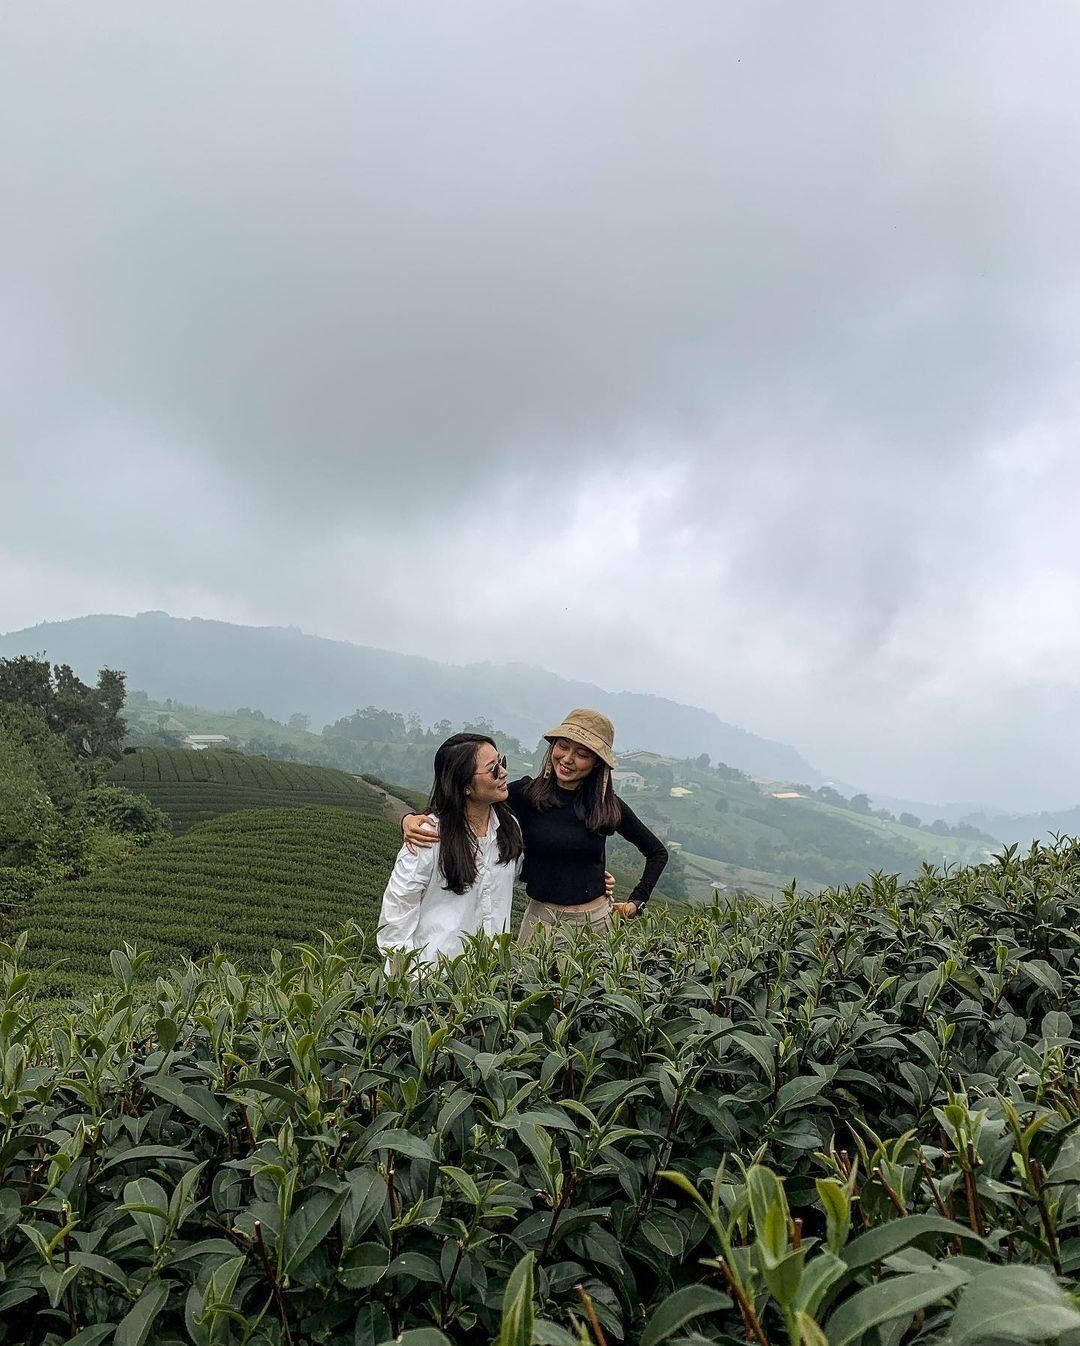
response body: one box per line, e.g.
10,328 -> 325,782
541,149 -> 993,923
101,1144 -> 195,1173
794,1250 -> 847,1317
815,1177 -> 850,1255
339,1241 -> 389,1289
40,1262 -> 80,1308
361,1128 -> 436,1162
641,1284 -> 733,1346
283,1187 -> 349,1274
498,1250 -> 535,1346
70,1250 -> 130,1290
641,1213 -> 686,1258
115,1278 -> 170,1346
842,1214 -> 986,1270
154,1017 -> 179,1051
386,1251 -> 441,1283
148,1077 -> 227,1136
342,1167 -> 388,1246
434,1161 -> 478,1209
774,1074 -> 828,1115
950,1265 -> 1080,1344
531,1322 -> 581,1346
226,1077 -> 305,1108
66,1328 -> 117,1346
826,1264 -> 968,1346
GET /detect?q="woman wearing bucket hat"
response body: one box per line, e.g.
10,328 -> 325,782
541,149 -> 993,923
401,707 -> 668,941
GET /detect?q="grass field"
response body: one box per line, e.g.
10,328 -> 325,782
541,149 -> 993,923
16,806 -> 402,994
108,747 -> 387,832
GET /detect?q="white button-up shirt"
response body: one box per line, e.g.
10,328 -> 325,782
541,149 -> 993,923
377,812 -> 522,964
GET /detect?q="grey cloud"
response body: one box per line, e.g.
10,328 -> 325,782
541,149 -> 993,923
3,1 -> 1080,809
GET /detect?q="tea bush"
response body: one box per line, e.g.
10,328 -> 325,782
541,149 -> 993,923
13,808 -> 402,996
0,841 -> 1077,1345
108,750 -> 386,833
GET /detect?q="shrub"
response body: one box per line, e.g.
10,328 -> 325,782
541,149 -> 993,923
0,840 -> 1077,1343
73,783 -> 172,847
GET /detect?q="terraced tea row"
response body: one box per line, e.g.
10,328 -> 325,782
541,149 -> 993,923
108,748 -> 385,831
16,806 -> 402,995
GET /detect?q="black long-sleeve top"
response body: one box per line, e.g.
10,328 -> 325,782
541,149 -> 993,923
506,776 -> 668,909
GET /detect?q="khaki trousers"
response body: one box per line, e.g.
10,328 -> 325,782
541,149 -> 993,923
517,896 -> 614,944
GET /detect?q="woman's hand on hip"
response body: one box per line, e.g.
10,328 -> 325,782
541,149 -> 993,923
603,870 -> 616,898
402,813 -> 440,854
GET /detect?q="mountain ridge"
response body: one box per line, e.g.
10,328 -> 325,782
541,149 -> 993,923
0,611 -> 822,783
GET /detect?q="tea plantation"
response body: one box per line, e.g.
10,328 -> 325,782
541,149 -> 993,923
107,748 -> 386,833
1,839 -> 1077,1346
13,807 -> 402,996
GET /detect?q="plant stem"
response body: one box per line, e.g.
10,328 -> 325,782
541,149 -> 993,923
539,1171 -> 575,1262
718,1257 -> 770,1346
874,1166 -> 907,1216
575,1284 -> 609,1346
254,1220 -> 292,1346
917,1154 -> 948,1219
1029,1158 -> 1062,1275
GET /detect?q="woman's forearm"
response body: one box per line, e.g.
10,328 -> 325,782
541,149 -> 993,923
616,801 -> 669,908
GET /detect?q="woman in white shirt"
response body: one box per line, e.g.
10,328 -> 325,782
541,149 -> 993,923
378,734 -> 523,964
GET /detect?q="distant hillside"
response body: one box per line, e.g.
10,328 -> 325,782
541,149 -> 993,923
619,760 -> 996,899
1,611 -> 821,782
960,804 -> 1080,846
107,747 -> 387,832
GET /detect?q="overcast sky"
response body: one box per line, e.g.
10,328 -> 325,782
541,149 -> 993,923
3,2 -> 1079,811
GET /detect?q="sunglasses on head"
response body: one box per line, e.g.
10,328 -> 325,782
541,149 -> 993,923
477,754 -> 508,779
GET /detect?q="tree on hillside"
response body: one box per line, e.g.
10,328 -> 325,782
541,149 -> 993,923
0,656 -> 127,763
899,812 -> 922,828
0,734 -> 62,898
0,703 -> 83,810
324,706 -> 408,742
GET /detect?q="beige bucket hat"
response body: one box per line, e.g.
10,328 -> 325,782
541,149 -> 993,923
544,708 -> 617,768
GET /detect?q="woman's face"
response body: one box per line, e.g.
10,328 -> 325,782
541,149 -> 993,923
470,741 -> 509,804
551,737 -> 598,790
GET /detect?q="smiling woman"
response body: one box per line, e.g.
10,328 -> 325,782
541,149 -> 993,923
377,733 -> 523,964
401,708 -> 669,941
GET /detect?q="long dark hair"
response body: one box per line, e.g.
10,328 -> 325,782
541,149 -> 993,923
427,733 -> 523,894
526,742 -> 623,834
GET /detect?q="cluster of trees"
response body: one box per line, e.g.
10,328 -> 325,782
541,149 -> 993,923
125,698 -> 542,790
0,654 -> 128,760
0,658 -> 169,903
323,705 -> 535,758
691,753 -> 749,782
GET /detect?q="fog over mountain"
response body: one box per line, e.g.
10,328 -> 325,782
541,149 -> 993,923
0,613 -> 820,784
3,4 -> 1080,810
